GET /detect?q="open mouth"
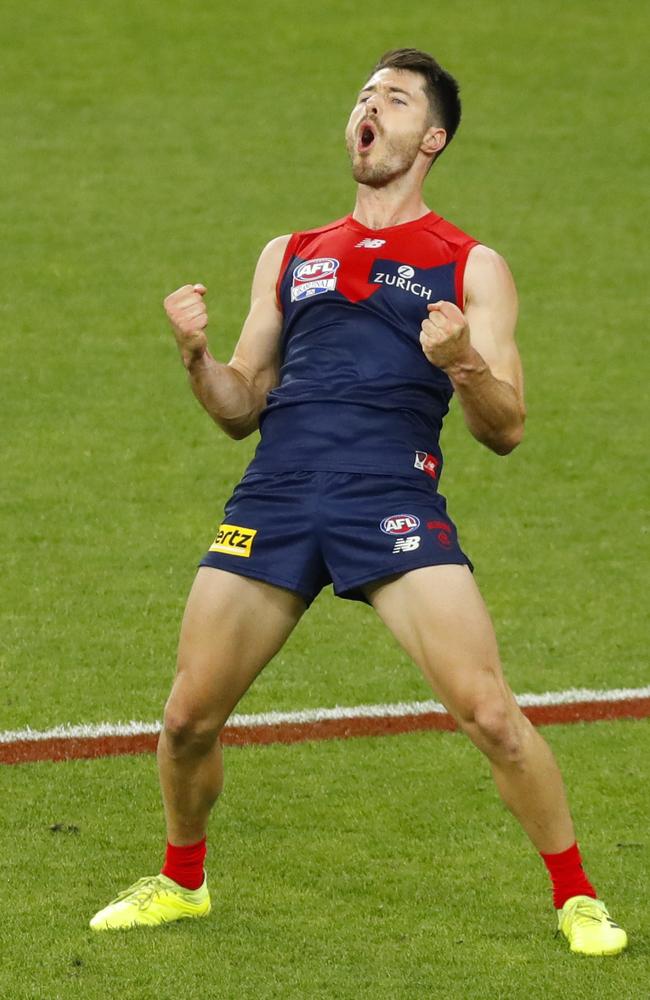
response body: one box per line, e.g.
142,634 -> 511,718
358,122 -> 376,152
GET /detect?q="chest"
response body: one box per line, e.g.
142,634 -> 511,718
281,228 -> 461,333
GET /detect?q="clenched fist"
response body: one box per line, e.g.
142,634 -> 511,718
163,283 -> 209,369
420,300 -> 471,371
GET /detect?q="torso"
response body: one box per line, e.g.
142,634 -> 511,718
248,211 -> 479,483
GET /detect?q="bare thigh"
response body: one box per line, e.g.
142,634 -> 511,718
364,564 -> 518,726
165,567 -> 306,734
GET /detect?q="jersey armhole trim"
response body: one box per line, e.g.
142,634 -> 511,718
454,240 -> 480,309
275,234 -> 300,312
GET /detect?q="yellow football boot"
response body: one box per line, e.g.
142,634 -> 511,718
557,895 -> 627,956
90,874 -> 211,931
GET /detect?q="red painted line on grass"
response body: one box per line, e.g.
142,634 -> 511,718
2,697 -> 649,765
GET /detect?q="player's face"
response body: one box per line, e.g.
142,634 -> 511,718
345,68 -> 433,187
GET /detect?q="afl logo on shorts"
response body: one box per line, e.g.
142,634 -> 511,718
291,257 -> 340,302
380,514 -> 421,535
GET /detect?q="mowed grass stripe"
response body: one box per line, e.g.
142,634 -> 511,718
3,686 -> 650,764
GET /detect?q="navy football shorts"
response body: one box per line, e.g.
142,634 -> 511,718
199,470 -> 472,606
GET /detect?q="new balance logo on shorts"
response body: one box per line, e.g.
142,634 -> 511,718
393,536 -> 421,553
209,523 -> 257,558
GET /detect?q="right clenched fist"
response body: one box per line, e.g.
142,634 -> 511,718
163,283 -> 209,369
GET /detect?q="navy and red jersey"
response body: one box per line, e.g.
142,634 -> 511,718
247,211 -> 479,484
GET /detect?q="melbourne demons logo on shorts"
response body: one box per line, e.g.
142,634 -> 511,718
427,520 -> 452,548
414,450 -> 440,480
291,258 -> 340,302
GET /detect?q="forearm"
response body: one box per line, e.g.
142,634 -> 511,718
186,351 -> 264,440
446,347 -> 525,455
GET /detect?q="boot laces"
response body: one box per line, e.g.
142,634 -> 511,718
113,876 -> 168,910
570,899 -> 604,927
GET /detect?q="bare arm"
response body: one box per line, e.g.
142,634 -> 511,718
419,244 -> 525,455
164,234 -> 290,439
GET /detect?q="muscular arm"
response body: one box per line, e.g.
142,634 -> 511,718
164,234 -> 290,440
419,244 -> 525,455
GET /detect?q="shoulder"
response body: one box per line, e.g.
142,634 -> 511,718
465,244 -> 517,304
428,214 -> 480,252
296,216 -> 350,238
253,234 -> 292,279
258,216 -> 348,264
258,234 -> 292,263
261,217 -> 351,274
255,217 -> 350,283
467,243 -> 511,269
250,235 -> 292,299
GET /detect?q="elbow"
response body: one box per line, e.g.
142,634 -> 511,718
220,420 -> 256,440
216,404 -> 263,439
478,431 -> 521,456
493,432 -> 522,455
493,412 -> 526,455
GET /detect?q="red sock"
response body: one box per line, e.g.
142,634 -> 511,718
161,837 -> 207,890
540,841 -> 597,909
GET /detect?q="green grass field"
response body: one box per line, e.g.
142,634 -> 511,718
2,724 -> 649,999
1,0 -> 648,997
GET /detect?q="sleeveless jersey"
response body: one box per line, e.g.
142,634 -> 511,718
247,211 -> 479,483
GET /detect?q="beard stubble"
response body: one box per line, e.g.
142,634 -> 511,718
347,126 -> 425,188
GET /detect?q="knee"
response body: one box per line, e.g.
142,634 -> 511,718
461,697 -> 529,765
162,701 -> 224,758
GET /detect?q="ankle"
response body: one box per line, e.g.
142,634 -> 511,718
161,836 -> 207,890
540,841 -> 597,909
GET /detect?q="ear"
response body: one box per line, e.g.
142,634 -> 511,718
421,126 -> 447,157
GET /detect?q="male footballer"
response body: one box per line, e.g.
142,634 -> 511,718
91,49 -> 627,954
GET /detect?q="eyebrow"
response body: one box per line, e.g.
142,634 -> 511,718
359,84 -> 413,98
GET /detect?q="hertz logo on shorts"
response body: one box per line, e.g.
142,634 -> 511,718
209,523 -> 257,558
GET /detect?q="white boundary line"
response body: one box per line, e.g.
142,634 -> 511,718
2,685 -> 649,745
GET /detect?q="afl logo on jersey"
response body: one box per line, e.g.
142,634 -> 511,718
380,513 -> 421,535
291,257 -> 340,302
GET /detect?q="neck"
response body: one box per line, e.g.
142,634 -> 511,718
351,176 -> 430,231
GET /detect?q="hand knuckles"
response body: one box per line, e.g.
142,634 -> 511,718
166,284 -> 191,302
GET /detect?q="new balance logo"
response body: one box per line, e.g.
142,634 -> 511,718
392,536 -> 421,553
355,238 -> 386,249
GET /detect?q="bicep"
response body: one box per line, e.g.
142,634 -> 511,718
228,234 -> 291,396
464,245 -> 524,403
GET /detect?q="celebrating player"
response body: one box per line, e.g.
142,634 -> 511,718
91,48 -> 627,955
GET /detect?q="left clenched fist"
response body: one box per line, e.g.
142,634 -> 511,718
420,300 -> 471,371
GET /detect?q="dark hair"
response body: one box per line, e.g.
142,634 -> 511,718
370,48 -> 461,156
